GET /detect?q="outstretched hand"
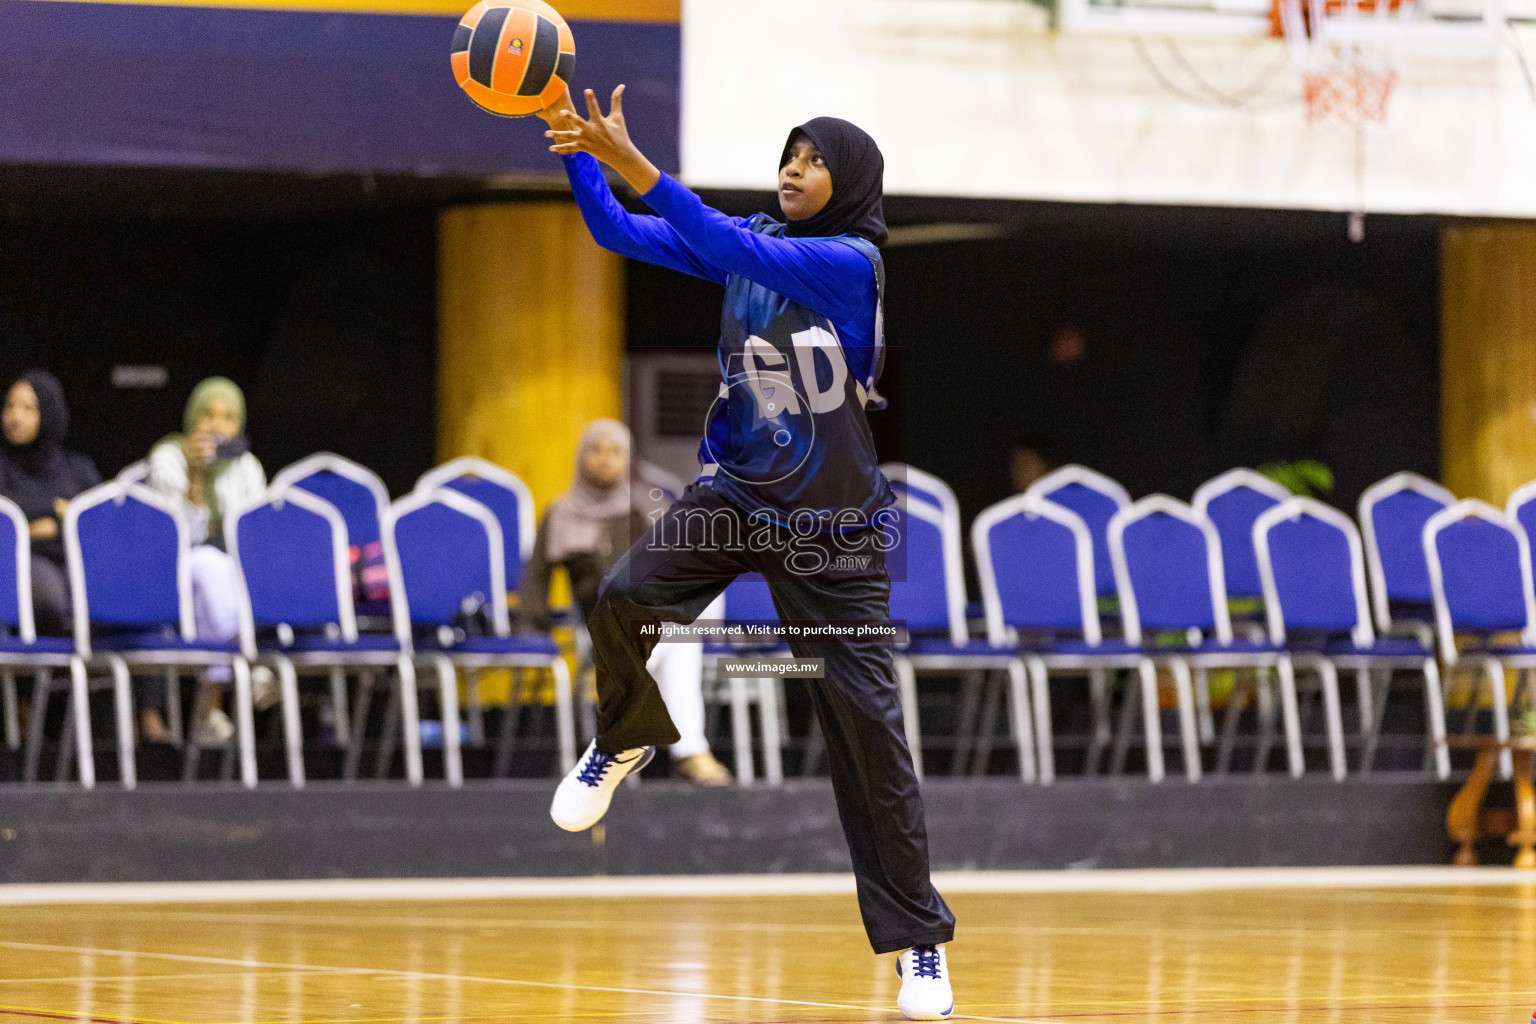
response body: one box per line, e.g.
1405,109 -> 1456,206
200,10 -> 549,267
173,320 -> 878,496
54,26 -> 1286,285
542,85 -> 661,195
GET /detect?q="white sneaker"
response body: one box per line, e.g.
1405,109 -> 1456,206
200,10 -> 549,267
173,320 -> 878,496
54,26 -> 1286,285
193,708 -> 235,747
251,667 -> 280,711
896,944 -> 953,1020
550,741 -> 655,832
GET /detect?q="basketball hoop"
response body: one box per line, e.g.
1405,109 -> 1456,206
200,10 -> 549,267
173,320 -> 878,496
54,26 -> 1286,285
1299,58 -> 1396,123
1271,0 -> 1399,124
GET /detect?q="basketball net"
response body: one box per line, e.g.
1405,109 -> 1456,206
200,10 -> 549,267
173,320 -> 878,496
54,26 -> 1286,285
1271,0 -> 1399,124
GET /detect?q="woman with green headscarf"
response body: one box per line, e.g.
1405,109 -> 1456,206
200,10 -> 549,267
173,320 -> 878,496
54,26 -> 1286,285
143,377 -> 267,745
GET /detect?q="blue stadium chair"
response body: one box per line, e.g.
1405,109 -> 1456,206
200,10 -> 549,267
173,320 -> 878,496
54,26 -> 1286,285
1025,465 -> 1131,600
0,495 -> 93,787
64,480 -> 256,789
635,459 -> 688,505
1424,500 -> 1536,780
1192,468 -> 1292,610
415,457 -> 536,593
882,462 -> 961,529
884,464 -> 983,626
1359,472 -> 1455,642
699,574 -> 787,784
888,494 -> 1034,783
386,487 -> 575,777
114,460 -> 149,486
228,486 -> 419,788
415,457 -> 543,749
973,494 -> 1144,783
1109,496 -> 1288,783
1505,478 -> 1536,581
1255,497 -> 1449,781
271,453 -> 393,617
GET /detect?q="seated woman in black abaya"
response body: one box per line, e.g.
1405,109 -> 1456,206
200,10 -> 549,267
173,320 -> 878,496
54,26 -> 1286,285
0,371 -> 101,637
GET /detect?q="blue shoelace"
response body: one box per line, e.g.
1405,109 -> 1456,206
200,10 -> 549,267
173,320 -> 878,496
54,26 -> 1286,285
575,749 -> 617,788
911,945 -> 942,980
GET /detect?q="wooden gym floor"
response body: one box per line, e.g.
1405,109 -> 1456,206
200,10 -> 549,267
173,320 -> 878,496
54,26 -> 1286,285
0,872 -> 1532,1023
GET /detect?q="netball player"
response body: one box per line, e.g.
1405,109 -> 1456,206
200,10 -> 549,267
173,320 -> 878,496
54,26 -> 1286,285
539,86 -> 956,1020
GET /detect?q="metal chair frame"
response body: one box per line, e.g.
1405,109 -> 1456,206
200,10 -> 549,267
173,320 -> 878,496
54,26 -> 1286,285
974,493 -> 1140,784
386,487 -> 576,780
1255,497 -> 1449,781
1359,471 -> 1455,641
65,480 -> 256,789
893,491 -> 1034,783
1424,499 -> 1536,780
1109,495 -> 1295,783
0,496 -> 93,787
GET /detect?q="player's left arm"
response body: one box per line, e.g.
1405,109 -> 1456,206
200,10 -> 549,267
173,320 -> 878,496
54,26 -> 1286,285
545,86 -> 873,323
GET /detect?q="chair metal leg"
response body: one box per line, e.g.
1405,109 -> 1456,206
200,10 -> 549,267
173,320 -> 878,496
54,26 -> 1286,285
55,687 -> 76,784
2,669 -> 19,752
274,658 -> 304,788
164,668 -> 183,745
1168,659 -> 1202,782
1484,659 -> 1514,780
1422,657 -> 1450,780
950,670 -> 983,776
375,683 -> 401,780
69,660 -> 95,789
395,657 -> 424,787
1108,673 -> 1140,777
232,658 -> 258,789
800,713 -> 825,777
1025,656 -> 1051,784
426,655 -> 463,788
493,689 -> 521,779
1275,656 -> 1305,778
550,658 -> 576,774
344,670 -> 376,782
893,656 -> 923,780
1086,666 -> 1110,776
756,676 -> 783,786
1005,658 -> 1037,784
1253,669 -> 1277,775
24,669 -> 52,784
1193,666 -> 1214,745
1359,667 -> 1389,774
970,671 -> 1004,776
1138,659 -> 1165,783
182,728 -> 203,783
728,675 -> 754,784
328,667 -> 350,748
1215,673 -> 1249,776
1314,659 -> 1346,781
464,668 -> 485,747
105,656 -> 135,790
1355,667 -> 1374,749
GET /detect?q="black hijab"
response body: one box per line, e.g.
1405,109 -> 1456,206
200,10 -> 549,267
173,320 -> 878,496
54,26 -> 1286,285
779,117 -> 888,248
0,370 -> 81,523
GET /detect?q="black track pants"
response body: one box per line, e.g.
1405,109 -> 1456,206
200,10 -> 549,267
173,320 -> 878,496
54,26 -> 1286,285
586,483 -> 955,953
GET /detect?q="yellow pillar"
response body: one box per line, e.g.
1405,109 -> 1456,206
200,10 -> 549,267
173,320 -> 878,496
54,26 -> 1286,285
1441,221 -> 1536,505
437,202 -> 624,511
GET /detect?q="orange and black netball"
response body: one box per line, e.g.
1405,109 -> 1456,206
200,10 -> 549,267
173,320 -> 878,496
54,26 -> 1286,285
451,1 -> 575,118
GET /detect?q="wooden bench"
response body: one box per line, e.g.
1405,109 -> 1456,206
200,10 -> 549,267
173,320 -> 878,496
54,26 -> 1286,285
1446,735 -> 1536,867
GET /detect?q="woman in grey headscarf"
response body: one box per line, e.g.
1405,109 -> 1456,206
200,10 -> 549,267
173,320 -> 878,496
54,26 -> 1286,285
521,420 -> 730,786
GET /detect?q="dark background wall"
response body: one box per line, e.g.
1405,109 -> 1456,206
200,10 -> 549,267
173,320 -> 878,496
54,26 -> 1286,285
0,211 -> 438,496
0,191 -> 1440,513
627,200 -> 1442,533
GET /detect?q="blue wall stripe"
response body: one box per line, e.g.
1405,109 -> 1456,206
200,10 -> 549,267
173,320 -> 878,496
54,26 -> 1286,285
0,0 -> 679,175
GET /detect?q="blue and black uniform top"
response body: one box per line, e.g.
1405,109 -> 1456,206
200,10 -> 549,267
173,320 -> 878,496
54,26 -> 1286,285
561,119 -> 894,529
